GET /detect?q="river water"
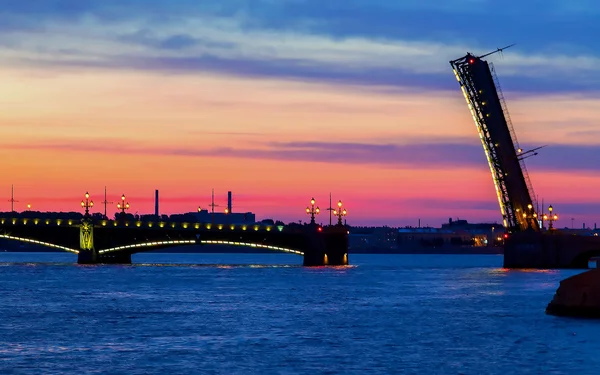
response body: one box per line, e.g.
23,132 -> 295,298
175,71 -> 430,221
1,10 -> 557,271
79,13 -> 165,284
0,252 -> 598,374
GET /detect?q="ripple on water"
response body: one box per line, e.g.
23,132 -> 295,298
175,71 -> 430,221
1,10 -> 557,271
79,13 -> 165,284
0,252 -> 599,375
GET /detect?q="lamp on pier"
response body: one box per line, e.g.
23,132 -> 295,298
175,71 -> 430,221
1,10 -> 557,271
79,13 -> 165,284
543,205 -> 558,230
333,200 -> 347,226
117,194 -> 130,217
81,192 -> 94,217
306,197 -> 320,224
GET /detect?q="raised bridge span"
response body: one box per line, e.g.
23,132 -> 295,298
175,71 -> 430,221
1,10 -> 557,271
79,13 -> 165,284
450,47 -> 600,268
0,217 -> 348,266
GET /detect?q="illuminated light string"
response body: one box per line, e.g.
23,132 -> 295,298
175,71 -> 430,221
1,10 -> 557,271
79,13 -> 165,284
0,218 -> 282,233
0,234 -> 79,254
0,235 -> 304,256
99,240 -> 304,256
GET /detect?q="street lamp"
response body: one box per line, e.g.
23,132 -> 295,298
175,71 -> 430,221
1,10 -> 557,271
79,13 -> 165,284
117,194 -> 130,217
333,200 -> 347,226
27,203 -> 31,210
306,197 -> 320,224
81,192 -> 94,217
543,205 -> 558,230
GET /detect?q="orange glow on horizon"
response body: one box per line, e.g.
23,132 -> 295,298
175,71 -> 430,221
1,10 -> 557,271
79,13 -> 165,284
0,67 -> 599,226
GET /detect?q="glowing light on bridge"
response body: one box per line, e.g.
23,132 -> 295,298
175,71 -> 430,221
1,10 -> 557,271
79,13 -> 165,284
306,197 -> 320,224
98,239 -> 304,256
201,240 -> 304,255
333,200 -> 348,226
117,194 -> 130,217
81,192 -> 94,216
0,234 -> 79,253
543,205 -> 559,230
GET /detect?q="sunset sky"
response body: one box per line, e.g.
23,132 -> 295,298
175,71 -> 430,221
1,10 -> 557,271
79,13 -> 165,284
1,1 -> 599,227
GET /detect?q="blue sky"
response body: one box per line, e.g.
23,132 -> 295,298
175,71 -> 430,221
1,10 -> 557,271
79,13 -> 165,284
1,0 -> 599,94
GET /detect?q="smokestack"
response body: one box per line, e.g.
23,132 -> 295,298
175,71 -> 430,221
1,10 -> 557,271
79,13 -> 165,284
155,189 -> 159,217
227,191 -> 232,213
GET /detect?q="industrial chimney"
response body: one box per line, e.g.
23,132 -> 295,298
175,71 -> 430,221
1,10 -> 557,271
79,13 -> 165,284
227,191 -> 232,213
155,189 -> 159,218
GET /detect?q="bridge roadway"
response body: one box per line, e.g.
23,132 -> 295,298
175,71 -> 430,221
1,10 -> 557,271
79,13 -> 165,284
0,217 -> 349,266
505,231 -> 600,268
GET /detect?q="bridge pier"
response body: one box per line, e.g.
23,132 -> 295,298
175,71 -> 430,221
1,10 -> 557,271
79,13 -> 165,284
78,217 -> 97,264
77,217 -> 133,264
302,225 -> 349,266
78,250 -> 97,264
504,231 -> 600,269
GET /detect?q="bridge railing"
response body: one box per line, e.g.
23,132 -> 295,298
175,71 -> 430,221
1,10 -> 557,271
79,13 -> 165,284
0,217 -> 342,235
95,220 -> 287,232
0,217 -> 79,226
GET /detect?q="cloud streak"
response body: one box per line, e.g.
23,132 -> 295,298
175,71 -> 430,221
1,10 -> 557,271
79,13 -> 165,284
0,1 -> 599,94
3,138 -> 599,173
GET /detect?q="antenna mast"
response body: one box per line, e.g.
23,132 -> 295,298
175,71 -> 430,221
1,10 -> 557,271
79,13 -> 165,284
101,186 -> 113,219
478,43 -> 516,59
8,185 -> 18,212
209,188 -> 220,224
326,192 -> 333,226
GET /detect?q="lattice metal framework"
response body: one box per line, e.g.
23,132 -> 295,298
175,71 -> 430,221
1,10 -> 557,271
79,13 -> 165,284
450,53 -> 539,232
80,218 -> 94,251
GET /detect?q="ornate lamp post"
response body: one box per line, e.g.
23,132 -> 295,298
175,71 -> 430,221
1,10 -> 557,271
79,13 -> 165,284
117,194 -> 130,217
81,192 -> 94,217
333,200 -> 347,226
306,197 -> 320,224
543,205 -> 558,230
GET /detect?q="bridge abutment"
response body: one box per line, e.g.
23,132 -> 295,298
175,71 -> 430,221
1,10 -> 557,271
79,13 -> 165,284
302,225 -> 349,266
504,231 -> 600,269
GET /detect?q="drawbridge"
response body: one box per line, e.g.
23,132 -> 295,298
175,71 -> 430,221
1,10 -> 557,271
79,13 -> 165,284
450,47 -> 600,268
450,46 -> 539,233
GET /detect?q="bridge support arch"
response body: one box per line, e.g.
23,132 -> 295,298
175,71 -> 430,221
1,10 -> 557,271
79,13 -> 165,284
72,220 -> 348,266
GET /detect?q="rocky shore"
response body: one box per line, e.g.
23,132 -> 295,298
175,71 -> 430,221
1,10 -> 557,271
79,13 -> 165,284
546,269 -> 600,318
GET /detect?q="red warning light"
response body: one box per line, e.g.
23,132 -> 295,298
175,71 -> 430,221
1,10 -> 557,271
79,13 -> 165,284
469,59 -> 475,64
317,227 -> 323,232
503,233 -> 509,239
